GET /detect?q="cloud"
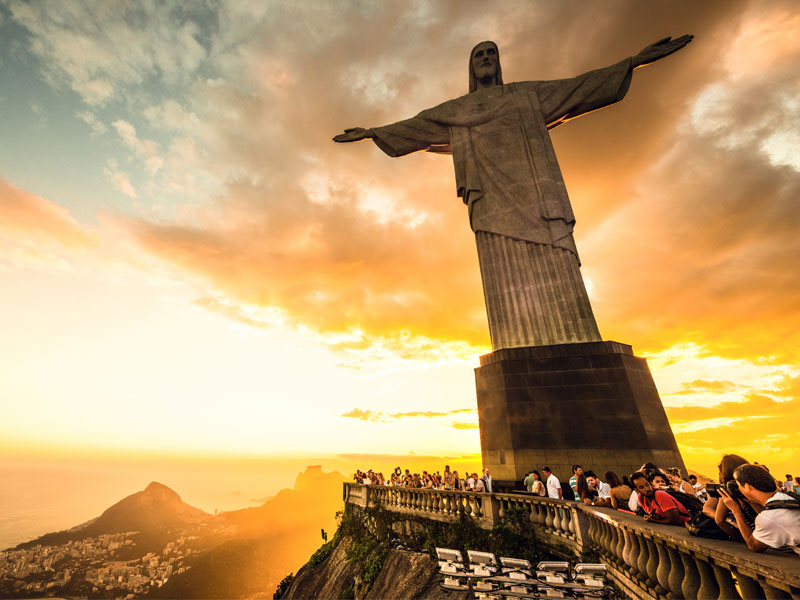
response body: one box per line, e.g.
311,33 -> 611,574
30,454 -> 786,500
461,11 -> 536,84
103,160 -> 137,198
112,120 -> 163,176
8,1 -> 799,371
6,0 -> 208,105
76,111 -> 107,136
0,178 -> 94,250
341,407 -> 476,422
451,422 -> 479,430
677,379 -> 738,393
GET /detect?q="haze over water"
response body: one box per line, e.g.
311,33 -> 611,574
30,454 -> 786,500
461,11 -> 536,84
0,454 -> 321,550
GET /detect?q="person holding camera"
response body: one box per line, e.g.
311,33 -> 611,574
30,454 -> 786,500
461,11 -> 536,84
719,464 -> 800,555
702,454 -> 762,540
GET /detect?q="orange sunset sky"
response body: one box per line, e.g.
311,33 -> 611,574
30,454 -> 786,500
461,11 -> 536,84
1,0 -> 799,480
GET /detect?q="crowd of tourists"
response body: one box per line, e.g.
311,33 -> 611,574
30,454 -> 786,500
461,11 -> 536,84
352,457 -> 800,557
353,466 -> 493,492
526,459 -> 800,557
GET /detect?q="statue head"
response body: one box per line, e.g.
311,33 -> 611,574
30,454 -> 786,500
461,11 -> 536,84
469,40 -> 503,92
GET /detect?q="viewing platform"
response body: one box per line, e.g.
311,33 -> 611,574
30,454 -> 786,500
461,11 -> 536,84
343,483 -> 800,600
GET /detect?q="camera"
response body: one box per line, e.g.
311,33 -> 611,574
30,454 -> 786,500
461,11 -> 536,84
726,479 -> 744,499
705,481 -> 744,499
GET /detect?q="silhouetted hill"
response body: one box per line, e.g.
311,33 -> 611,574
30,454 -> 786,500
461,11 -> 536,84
18,481 -> 208,551
150,466 -> 345,599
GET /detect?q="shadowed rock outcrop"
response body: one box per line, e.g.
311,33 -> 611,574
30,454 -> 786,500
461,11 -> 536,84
283,536 -> 470,600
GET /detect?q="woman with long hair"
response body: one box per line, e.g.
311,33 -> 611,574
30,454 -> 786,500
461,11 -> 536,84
576,473 -> 598,504
531,470 -> 546,496
605,471 -> 632,510
703,454 -> 762,541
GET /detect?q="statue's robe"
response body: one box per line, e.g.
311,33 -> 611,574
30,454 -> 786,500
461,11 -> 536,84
370,58 -> 633,349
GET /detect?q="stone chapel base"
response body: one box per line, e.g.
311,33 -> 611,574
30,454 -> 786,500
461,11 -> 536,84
475,341 -> 686,488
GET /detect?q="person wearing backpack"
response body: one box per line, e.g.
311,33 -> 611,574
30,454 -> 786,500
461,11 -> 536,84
719,464 -> 800,555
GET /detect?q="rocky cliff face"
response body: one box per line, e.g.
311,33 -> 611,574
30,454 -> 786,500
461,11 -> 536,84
283,536 -> 470,600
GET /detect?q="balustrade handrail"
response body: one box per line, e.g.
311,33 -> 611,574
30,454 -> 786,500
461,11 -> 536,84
343,482 -> 800,599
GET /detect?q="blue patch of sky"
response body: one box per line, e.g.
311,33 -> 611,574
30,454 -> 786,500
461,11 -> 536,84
0,10 -> 132,223
0,2 -> 224,225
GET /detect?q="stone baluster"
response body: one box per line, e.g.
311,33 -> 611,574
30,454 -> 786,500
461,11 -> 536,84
560,507 -> 572,537
586,515 -> 598,551
644,537 -> 661,594
568,507 -> 578,538
471,495 -> 482,518
552,506 -> 562,533
457,493 -> 465,514
680,551 -> 701,600
613,525 -> 625,566
655,540 -> 671,595
621,528 -> 633,571
694,555 -> 720,599
733,569 -> 764,600
537,502 -> 548,525
761,583 -> 791,600
636,534 -> 649,583
529,501 -> 538,525
601,522 -> 614,560
665,545 -> 685,599
712,564 -> 741,600
545,504 -> 554,530
628,531 -> 641,579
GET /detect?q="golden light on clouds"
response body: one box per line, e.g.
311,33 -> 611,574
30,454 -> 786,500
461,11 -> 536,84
0,1 -> 798,478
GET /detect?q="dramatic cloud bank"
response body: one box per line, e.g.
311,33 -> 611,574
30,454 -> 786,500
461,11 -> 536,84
2,0 -> 798,470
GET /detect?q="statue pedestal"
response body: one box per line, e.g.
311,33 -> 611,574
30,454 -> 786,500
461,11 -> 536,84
475,341 -> 686,488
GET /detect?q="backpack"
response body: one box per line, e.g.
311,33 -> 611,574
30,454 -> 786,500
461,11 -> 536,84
664,489 -> 704,516
764,491 -> 800,511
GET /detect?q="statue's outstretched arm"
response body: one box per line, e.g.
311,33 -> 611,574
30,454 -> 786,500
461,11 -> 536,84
632,35 -> 693,69
333,128 -> 374,143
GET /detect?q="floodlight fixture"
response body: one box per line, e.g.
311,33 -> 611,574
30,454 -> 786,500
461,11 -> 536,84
536,561 -> 570,572
436,547 -> 463,563
574,563 -> 607,575
468,550 -> 498,566
500,556 -> 532,570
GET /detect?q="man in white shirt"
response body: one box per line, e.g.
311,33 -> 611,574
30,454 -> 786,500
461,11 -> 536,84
470,473 -> 485,492
481,468 -> 493,494
586,471 -> 612,507
784,475 -> 795,493
720,464 -> 800,555
543,466 -> 562,499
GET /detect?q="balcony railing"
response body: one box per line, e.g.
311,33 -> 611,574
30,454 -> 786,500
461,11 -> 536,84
343,483 -> 800,599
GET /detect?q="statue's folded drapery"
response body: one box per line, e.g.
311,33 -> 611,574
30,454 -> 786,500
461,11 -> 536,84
370,58 -> 633,349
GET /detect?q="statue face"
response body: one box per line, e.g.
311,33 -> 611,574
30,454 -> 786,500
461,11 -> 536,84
471,42 -> 498,81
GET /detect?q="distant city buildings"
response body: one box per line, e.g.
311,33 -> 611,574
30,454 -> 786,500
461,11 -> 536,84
0,532 -> 194,597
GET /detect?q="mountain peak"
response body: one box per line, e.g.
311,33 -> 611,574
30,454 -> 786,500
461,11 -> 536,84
293,465 -> 324,491
142,481 -> 182,502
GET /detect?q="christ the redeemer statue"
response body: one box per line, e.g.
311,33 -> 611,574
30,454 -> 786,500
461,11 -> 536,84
335,36 -> 692,351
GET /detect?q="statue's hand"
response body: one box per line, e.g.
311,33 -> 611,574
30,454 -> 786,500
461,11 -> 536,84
333,127 -> 374,143
633,34 -> 693,69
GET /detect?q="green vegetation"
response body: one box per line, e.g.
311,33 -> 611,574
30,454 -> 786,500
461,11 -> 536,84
307,538 -> 337,568
340,502 -> 551,582
272,572 -> 294,599
285,503 -> 557,598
